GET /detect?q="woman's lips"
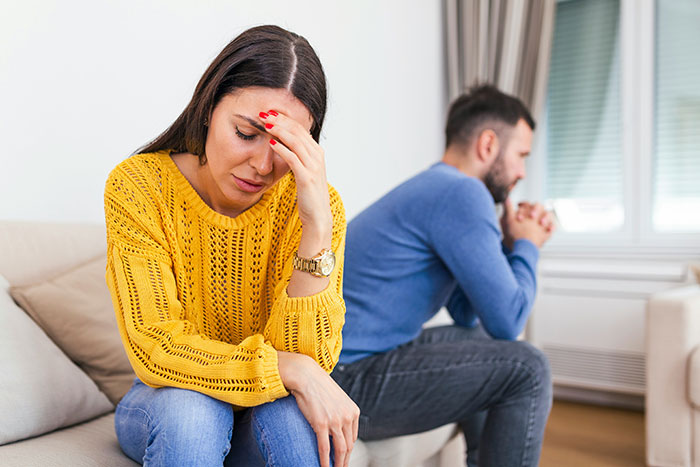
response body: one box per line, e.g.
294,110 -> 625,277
233,175 -> 264,193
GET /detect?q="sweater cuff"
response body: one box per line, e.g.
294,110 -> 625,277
259,344 -> 289,401
276,283 -> 344,313
511,238 -> 540,267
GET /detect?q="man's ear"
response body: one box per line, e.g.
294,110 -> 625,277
476,129 -> 500,164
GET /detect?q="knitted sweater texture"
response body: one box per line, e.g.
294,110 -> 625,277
104,151 -> 346,408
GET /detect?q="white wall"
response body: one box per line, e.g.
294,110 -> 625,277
0,0 -> 446,223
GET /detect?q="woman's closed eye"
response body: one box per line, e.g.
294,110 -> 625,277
235,126 -> 257,141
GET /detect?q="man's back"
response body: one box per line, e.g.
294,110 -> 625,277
340,162 -> 539,364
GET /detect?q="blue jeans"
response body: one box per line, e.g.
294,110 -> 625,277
115,379 -> 331,466
330,325 -> 552,467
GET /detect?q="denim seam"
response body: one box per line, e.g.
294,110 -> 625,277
474,358 -> 542,467
460,358 -> 543,467
251,410 -> 278,467
519,364 -> 541,467
117,405 -> 156,465
370,356 -> 537,378
117,404 -> 154,441
224,424 -> 233,464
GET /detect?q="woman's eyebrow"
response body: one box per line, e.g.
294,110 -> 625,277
235,114 -> 267,132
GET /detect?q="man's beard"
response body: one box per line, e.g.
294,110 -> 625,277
483,152 -> 511,204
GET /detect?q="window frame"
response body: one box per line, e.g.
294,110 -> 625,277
527,0 -> 700,256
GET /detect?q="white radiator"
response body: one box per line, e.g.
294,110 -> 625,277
528,255 -> 692,396
543,344 -> 645,394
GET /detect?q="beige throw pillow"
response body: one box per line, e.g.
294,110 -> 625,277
11,256 -> 135,405
0,274 -> 112,445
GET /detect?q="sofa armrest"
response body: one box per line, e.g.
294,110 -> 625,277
646,284 -> 700,467
689,347 -> 700,409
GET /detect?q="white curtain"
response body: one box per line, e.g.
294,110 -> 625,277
445,0 -> 556,119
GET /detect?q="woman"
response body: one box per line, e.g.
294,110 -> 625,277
104,25 -> 358,467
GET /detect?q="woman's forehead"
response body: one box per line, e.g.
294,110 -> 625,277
221,87 -> 314,131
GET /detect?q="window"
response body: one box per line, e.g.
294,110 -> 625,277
533,0 -> 700,250
653,0 -> 700,232
546,0 -> 623,233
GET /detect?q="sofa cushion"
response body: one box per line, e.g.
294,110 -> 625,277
10,256 -> 135,405
359,423 -> 458,466
0,221 -> 106,287
0,413 -> 137,467
0,274 -> 113,445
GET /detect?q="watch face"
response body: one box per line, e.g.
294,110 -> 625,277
319,251 -> 336,276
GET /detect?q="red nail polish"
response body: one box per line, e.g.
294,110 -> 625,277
259,112 -> 268,119
268,110 -> 279,116
269,139 -> 277,145
265,123 -> 274,129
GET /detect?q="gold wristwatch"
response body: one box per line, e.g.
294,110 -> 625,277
293,248 -> 336,278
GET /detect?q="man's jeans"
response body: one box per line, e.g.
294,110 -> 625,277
331,325 -> 552,467
114,378 -> 330,466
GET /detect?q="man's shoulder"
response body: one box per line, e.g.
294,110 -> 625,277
416,163 -> 494,210
418,164 -> 500,238
383,163 -> 487,202
349,163 -> 495,236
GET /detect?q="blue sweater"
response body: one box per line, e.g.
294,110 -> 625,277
339,162 -> 539,364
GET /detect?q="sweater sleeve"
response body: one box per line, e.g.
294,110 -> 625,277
263,185 -> 347,373
104,165 -> 288,407
445,286 -> 478,328
429,180 -> 539,340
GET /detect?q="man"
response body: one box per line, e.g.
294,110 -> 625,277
331,85 -> 555,467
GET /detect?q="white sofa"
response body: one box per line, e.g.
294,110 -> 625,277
646,281 -> 700,467
0,220 -> 464,467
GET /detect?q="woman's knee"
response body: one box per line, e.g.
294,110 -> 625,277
117,382 -> 234,464
248,396 -> 323,466
252,395 -> 314,440
152,386 -> 233,442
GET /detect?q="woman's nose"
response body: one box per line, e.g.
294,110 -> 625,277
249,146 -> 275,175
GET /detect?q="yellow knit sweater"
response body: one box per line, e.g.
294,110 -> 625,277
104,151 -> 346,408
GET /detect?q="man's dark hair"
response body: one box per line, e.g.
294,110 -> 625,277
445,84 -> 535,150
138,25 -> 327,164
